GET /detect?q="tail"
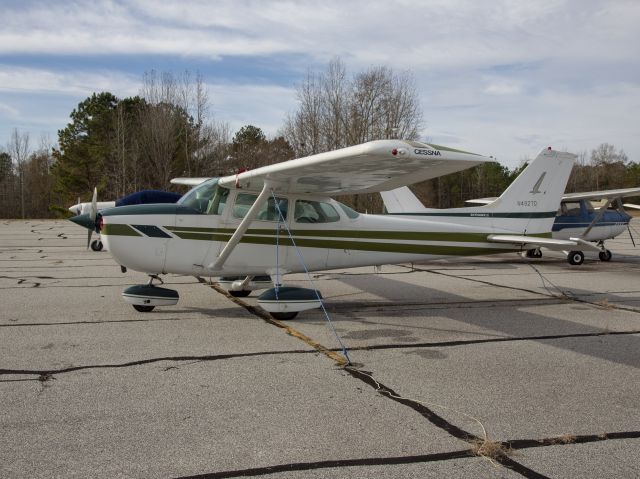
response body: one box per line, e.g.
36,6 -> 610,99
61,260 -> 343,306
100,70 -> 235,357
485,149 -> 575,214
381,148 -> 576,235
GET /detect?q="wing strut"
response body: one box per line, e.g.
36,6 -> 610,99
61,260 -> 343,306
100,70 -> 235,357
581,198 -> 613,238
209,183 -> 272,271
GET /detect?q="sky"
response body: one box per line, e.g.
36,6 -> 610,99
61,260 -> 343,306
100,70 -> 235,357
0,0 -> 639,168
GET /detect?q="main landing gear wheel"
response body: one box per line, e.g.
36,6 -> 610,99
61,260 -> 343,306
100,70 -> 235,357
599,249 -> 612,262
525,249 -> 542,258
133,304 -> 155,312
90,240 -> 103,251
270,311 -> 299,321
567,250 -> 584,266
229,290 -> 251,298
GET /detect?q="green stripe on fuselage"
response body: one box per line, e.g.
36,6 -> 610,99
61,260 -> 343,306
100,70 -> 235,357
102,224 -> 142,236
107,224 -> 548,255
389,212 -> 557,218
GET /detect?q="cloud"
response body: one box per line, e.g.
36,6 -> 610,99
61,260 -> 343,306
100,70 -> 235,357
0,65 -> 140,97
0,102 -> 19,117
0,1 -> 639,165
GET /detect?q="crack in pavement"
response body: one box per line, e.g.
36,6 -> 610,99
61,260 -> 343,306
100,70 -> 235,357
207,283 -> 557,478
0,349 -> 314,379
170,450 -> 476,479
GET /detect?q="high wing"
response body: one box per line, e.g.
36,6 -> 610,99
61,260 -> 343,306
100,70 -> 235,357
170,177 -> 211,186
218,140 -> 491,195
561,186 -> 640,202
465,186 -> 640,206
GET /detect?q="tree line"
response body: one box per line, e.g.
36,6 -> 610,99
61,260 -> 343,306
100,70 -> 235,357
1,60 -> 638,218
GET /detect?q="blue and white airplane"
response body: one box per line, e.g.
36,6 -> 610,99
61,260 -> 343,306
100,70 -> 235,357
381,186 -> 640,265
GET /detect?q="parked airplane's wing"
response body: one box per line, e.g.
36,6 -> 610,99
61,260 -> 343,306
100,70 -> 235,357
218,140 -> 492,195
170,177 -> 211,186
560,186 -> 640,202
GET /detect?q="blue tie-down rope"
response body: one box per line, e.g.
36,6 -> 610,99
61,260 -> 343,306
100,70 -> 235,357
271,190 -> 351,365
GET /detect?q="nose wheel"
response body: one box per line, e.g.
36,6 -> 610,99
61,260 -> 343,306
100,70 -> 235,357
598,249 -> 612,262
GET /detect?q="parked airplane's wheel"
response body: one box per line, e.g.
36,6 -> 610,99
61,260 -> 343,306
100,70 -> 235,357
526,249 -> 542,259
90,240 -> 103,251
270,311 -> 298,321
133,304 -> 155,312
599,249 -> 612,262
567,251 -> 584,266
229,290 -> 251,298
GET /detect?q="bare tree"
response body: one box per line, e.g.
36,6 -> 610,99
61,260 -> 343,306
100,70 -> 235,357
282,58 -> 423,211
282,58 -> 423,159
8,129 -> 30,218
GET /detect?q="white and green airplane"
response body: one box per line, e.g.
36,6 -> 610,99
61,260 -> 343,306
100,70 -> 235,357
70,140 -> 580,319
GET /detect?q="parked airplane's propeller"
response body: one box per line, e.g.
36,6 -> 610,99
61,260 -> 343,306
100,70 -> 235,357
87,187 -> 97,250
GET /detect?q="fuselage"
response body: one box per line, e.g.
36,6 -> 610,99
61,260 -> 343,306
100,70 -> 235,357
552,199 -> 630,241
99,180 -> 533,277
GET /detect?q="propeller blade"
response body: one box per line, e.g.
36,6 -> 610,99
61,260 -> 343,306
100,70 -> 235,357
90,187 -> 98,222
86,187 -> 97,249
629,225 -> 636,248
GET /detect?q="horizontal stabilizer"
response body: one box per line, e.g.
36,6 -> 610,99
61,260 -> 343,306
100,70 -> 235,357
381,186 -> 426,213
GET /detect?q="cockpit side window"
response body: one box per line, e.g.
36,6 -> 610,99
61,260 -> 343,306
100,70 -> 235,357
177,179 -> 229,215
562,201 -> 581,216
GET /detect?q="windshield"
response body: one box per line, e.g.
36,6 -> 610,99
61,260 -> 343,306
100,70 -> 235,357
177,179 -> 228,214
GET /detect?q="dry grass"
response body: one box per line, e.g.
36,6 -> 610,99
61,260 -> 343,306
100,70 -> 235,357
596,298 -> 615,309
472,438 -> 512,462
551,434 -> 577,444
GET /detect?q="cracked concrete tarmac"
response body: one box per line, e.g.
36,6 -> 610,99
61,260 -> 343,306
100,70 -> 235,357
1,219 -> 639,478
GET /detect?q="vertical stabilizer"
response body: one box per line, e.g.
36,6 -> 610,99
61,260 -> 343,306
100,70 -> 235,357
486,148 -> 576,214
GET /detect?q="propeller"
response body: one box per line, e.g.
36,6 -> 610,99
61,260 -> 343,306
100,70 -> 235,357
618,201 -> 638,247
87,187 -> 98,249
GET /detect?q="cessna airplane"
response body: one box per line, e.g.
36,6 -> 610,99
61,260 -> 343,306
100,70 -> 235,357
382,185 -> 640,263
69,189 -> 181,251
70,140 -> 580,319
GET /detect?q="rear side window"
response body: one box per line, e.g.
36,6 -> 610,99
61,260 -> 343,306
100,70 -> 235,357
294,200 -> 340,223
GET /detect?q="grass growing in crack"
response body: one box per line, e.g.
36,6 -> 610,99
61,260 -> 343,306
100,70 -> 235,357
552,434 -> 577,444
596,298 -> 614,309
471,438 -> 512,465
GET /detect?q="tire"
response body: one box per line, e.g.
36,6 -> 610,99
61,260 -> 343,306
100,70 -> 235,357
270,311 -> 298,320
567,251 -> 584,266
133,304 -> 155,312
229,290 -> 251,298
526,249 -> 542,259
90,240 -> 103,251
599,249 -> 612,262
